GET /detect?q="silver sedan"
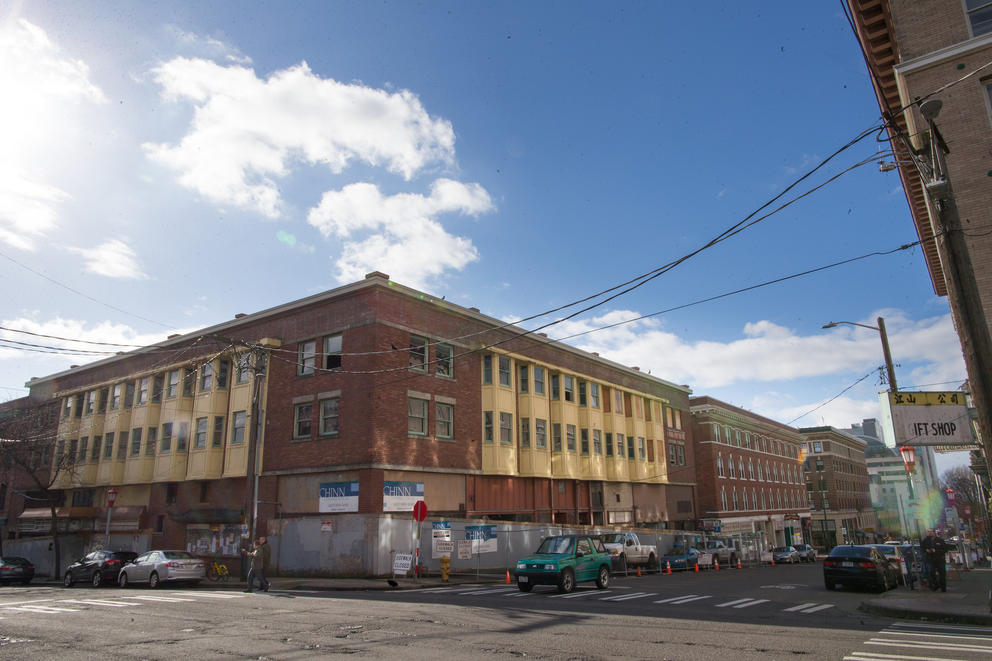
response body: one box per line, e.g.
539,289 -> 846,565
118,550 -> 205,588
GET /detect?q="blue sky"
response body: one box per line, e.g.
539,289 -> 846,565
0,1 -> 971,472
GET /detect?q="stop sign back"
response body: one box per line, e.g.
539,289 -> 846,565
413,500 -> 428,522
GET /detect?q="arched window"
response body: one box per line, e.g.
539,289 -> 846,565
717,454 -> 725,477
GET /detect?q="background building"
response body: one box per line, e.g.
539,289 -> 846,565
690,397 -> 810,552
801,426 -> 877,549
4,272 -> 697,576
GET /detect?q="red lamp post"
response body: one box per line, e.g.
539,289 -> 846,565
105,488 -> 118,545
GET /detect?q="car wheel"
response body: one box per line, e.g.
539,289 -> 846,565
63,571 -> 73,588
557,568 -> 575,594
596,565 -> 610,589
149,572 -> 160,589
517,580 -> 533,593
824,577 -> 835,591
118,572 -> 129,588
92,571 -> 102,588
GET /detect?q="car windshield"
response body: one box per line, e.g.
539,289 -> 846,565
874,546 -> 897,556
161,551 -> 195,560
536,537 -> 574,555
600,534 -> 625,544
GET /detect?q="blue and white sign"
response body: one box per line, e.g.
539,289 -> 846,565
383,481 -> 424,512
319,481 -> 359,513
465,524 -> 497,553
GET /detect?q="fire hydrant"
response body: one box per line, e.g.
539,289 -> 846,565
440,556 -> 451,582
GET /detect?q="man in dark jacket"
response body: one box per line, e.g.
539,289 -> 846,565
244,537 -> 271,592
921,529 -> 949,592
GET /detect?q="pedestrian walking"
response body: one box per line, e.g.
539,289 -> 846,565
244,537 -> 271,593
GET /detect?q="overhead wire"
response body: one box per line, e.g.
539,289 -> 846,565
786,371 -> 876,426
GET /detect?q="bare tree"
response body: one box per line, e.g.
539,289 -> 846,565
940,465 -> 989,541
0,399 -> 75,576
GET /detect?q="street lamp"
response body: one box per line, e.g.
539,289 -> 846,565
105,488 -> 117,546
899,446 -> 920,538
822,317 -> 898,392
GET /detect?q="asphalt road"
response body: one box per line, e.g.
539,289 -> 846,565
1,563 -> 990,660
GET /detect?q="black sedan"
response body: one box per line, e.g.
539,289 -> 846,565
64,549 -> 139,587
823,545 -> 900,592
0,556 -> 35,585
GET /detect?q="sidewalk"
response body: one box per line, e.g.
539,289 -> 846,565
858,567 -> 992,626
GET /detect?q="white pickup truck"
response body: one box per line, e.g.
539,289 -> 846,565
598,532 -> 658,570
704,539 -> 739,567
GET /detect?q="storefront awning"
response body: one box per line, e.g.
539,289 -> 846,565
171,508 -> 243,524
19,507 -> 99,519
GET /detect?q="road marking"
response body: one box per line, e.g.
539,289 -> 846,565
173,592 -> 244,599
553,591 -> 612,599
60,599 -> 141,608
668,595 -> 712,604
653,594 -> 699,604
504,591 -> 531,597
783,602 -> 818,612
459,588 -> 518,595
131,595 -> 195,603
3,605 -> 80,614
844,653 -> 968,660
599,592 -> 657,602
866,638 -> 992,653
715,598 -> 754,608
799,603 -> 834,613
880,631 -> 992,643
732,599 -> 768,609
888,622 -> 992,633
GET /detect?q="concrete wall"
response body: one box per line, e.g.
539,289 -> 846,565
2,532 -> 151,578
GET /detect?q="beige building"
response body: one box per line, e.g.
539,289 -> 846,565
801,426 -> 878,549
848,0 -> 992,473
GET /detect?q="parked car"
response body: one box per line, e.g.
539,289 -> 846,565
117,550 -> 205,588
64,550 -> 139,587
598,532 -> 658,571
515,534 -> 612,593
659,546 -> 701,572
823,545 -> 900,592
704,539 -> 738,566
772,546 -> 801,564
0,556 -> 35,585
794,544 -> 818,563
870,544 -> 905,585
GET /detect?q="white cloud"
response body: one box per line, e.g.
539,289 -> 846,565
66,239 -> 149,279
165,26 -> 253,65
764,395 -> 881,430
309,179 -> 493,288
144,58 -> 457,218
0,316 -> 178,364
0,20 -> 106,250
550,309 -> 963,390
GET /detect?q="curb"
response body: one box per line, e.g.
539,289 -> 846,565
858,600 -> 992,627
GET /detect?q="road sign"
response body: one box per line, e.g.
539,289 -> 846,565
413,500 -> 428,522
457,540 -> 473,560
434,541 -> 454,555
393,553 -> 413,572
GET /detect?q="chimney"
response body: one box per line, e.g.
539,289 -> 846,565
631,366 -> 640,371
235,313 -> 247,319
591,352 -> 599,357
469,307 -> 480,313
365,271 -> 390,280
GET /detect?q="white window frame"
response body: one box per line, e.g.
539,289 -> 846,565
436,402 -> 453,439
299,340 -> 316,376
408,397 -> 428,436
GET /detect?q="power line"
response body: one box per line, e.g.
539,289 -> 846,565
0,325 -> 148,348
786,371 -> 876,426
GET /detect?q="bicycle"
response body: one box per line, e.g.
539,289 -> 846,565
207,560 -> 231,582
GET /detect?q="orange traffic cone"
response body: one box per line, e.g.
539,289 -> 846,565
714,558 -> 720,571
637,566 -> 642,577
771,557 -> 775,567
505,570 -> 511,584
694,562 -> 699,573
737,558 -> 742,570
666,560 -> 672,575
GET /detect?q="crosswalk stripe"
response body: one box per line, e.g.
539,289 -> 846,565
888,622 -> 992,634
504,591 -> 531,597
550,590 -> 610,599
715,598 -> 754,608
732,599 -> 768,609
800,604 -> 834,614
132,595 -> 195,603
669,595 -> 712,604
600,592 -> 657,602
844,654 -> 969,661
783,602 -> 818,612
4,605 -> 80,613
175,592 -> 244,599
880,631 -> 992,643
867,639 -> 992,653
459,588 -> 518,595
654,594 -> 698,604
60,599 -> 140,607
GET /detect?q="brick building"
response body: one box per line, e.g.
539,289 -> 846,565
847,0 -> 992,472
11,272 -> 696,574
801,426 -> 877,549
689,397 -> 810,551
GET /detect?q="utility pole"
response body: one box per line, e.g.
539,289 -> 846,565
919,99 -> 992,477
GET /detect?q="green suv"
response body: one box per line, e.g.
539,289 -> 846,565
514,534 -> 612,593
